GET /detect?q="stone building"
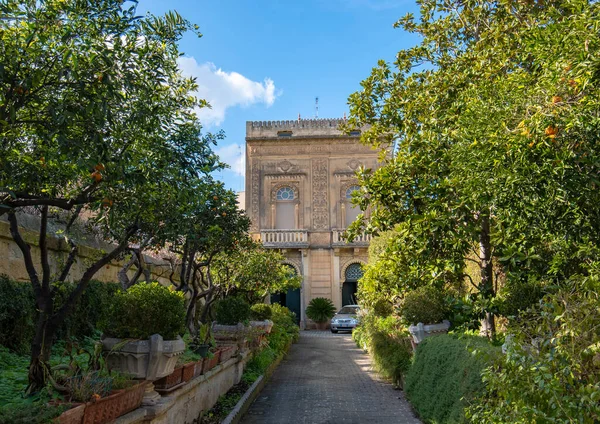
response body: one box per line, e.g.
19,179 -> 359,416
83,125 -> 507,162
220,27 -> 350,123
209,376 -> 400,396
244,118 -> 380,328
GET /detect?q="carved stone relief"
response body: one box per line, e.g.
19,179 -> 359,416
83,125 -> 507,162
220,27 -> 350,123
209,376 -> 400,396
340,258 -> 367,281
270,182 -> 300,203
250,163 -> 260,231
312,159 -> 329,230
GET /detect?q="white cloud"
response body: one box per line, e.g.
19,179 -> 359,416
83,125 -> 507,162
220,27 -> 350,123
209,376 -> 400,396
178,56 -> 278,127
215,143 -> 245,177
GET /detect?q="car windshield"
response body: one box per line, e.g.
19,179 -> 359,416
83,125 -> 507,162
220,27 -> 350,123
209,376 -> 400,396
337,307 -> 359,315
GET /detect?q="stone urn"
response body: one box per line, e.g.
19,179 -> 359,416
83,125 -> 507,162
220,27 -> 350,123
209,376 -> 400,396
212,322 -> 249,350
408,320 -> 451,345
102,334 -> 185,380
249,319 -> 273,334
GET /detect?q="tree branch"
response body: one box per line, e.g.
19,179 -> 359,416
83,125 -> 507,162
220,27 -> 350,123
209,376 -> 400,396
39,205 -> 51,292
8,211 -> 42,299
57,238 -> 77,284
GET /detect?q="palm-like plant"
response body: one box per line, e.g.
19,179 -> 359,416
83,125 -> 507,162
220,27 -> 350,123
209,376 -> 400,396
305,298 -> 336,323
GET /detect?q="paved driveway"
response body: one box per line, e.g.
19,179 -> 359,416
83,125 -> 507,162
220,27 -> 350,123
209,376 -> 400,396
241,331 -> 420,424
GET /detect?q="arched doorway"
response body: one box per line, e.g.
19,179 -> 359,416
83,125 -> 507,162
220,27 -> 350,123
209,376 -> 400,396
270,264 -> 301,324
342,263 -> 363,306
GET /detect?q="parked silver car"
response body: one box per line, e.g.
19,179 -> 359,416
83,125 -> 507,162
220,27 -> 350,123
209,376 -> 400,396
330,305 -> 360,333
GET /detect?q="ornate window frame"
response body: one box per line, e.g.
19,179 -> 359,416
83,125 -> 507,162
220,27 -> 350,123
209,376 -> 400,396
340,259 -> 367,282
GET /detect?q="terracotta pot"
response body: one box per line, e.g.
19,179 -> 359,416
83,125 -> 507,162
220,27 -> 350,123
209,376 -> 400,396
316,321 -> 328,331
218,345 -> 236,363
82,381 -> 147,424
55,403 -> 85,424
153,367 -> 183,391
202,350 -> 221,373
182,362 -> 196,382
193,359 -> 205,378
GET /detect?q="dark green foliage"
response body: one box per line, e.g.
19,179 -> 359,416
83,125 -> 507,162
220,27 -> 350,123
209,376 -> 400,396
250,303 -> 272,321
267,304 -> 299,353
102,282 -> 185,340
214,296 -> 251,325
400,286 -> 447,325
0,275 -> 35,354
0,346 -> 66,424
305,297 -> 336,323
0,277 -> 119,354
496,278 -> 545,318
372,298 -> 393,317
404,335 -> 500,423
352,313 -> 412,386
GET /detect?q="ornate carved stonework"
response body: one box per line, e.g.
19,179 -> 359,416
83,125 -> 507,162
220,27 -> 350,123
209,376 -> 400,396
250,142 -> 371,157
312,159 -> 329,230
347,159 -> 361,170
250,163 -> 260,231
340,179 -> 359,199
282,259 -> 302,276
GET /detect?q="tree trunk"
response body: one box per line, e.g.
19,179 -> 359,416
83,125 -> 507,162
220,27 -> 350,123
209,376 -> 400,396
27,299 -> 56,394
478,214 -> 496,338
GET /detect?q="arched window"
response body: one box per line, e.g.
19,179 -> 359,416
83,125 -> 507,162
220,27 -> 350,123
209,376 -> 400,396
275,186 -> 296,229
277,187 -> 295,201
345,263 -> 364,282
283,264 -> 297,278
345,185 -> 361,227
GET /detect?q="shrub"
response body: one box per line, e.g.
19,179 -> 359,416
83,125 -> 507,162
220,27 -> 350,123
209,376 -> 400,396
267,304 -> 298,353
101,282 -> 185,340
305,297 -> 336,323
372,298 -> 393,317
250,303 -> 272,321
467,272 -> 600,423
400,285 -> 447,325
404,334 -> 500,423
0,277 -> 119,354
0,275 -> 36,354
214,296 -> 251,325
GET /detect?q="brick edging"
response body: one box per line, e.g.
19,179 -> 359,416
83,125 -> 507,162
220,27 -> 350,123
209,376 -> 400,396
222,341 -> 292,424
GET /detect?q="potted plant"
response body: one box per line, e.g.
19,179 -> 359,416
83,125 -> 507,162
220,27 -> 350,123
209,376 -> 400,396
401,286 -> 450,345
212,297 -> 251,349
100,283 -> 186,381
249,303 -> 274,334
305,297 -> 336,330
189,323 -> 215,357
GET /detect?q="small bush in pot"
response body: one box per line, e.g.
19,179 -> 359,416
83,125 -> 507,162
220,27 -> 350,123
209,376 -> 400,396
214,296 -> 251,325
400,286 -> 447,325
102,282 -> 185,340
250,303 -> 272,321
100,282 -> 186,380
305,297 -> 336,329
401,286 -> 450,344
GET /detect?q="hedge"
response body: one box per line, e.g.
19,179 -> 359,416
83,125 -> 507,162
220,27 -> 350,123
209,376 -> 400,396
404,334 -> 500,424
0,275 -> 120,354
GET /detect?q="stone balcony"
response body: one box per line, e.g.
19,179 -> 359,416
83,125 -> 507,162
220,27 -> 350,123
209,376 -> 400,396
260,229 -> 309,248
332,229 -> 372,247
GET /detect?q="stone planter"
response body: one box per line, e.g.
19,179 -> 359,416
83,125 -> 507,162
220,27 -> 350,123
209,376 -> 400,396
218,345 -> 237,363
101,334 -> 185,380
408,320 -> 451,345
212,323 -> 249,350
249,319 -> 273,334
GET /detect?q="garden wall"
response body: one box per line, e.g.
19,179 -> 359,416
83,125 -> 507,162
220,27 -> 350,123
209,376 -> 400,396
0,218 -> 177,285
116,351 -> 250,424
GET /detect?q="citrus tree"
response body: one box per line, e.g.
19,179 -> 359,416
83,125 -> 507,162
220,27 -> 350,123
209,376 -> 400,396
346,0 -> 600,336
0,0 -> 221,390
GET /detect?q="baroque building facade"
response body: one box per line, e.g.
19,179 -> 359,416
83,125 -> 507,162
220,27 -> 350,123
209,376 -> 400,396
244,118 -> 380,328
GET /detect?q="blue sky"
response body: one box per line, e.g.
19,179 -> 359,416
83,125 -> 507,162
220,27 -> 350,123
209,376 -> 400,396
137,0 -> 421,191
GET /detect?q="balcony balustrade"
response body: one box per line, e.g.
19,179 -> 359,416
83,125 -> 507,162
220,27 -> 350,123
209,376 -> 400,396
332,229 -> 372,246
260,229 -> 309,248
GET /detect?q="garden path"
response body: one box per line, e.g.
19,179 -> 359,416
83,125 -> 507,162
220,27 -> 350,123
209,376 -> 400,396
241,331 -> 420,424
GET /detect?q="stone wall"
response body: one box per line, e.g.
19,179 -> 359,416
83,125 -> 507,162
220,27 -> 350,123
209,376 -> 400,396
116,352 -> 250,424
0,219 -> 176,285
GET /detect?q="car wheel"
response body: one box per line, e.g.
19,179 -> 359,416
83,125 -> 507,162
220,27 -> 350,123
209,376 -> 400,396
331,330 -> 338,334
